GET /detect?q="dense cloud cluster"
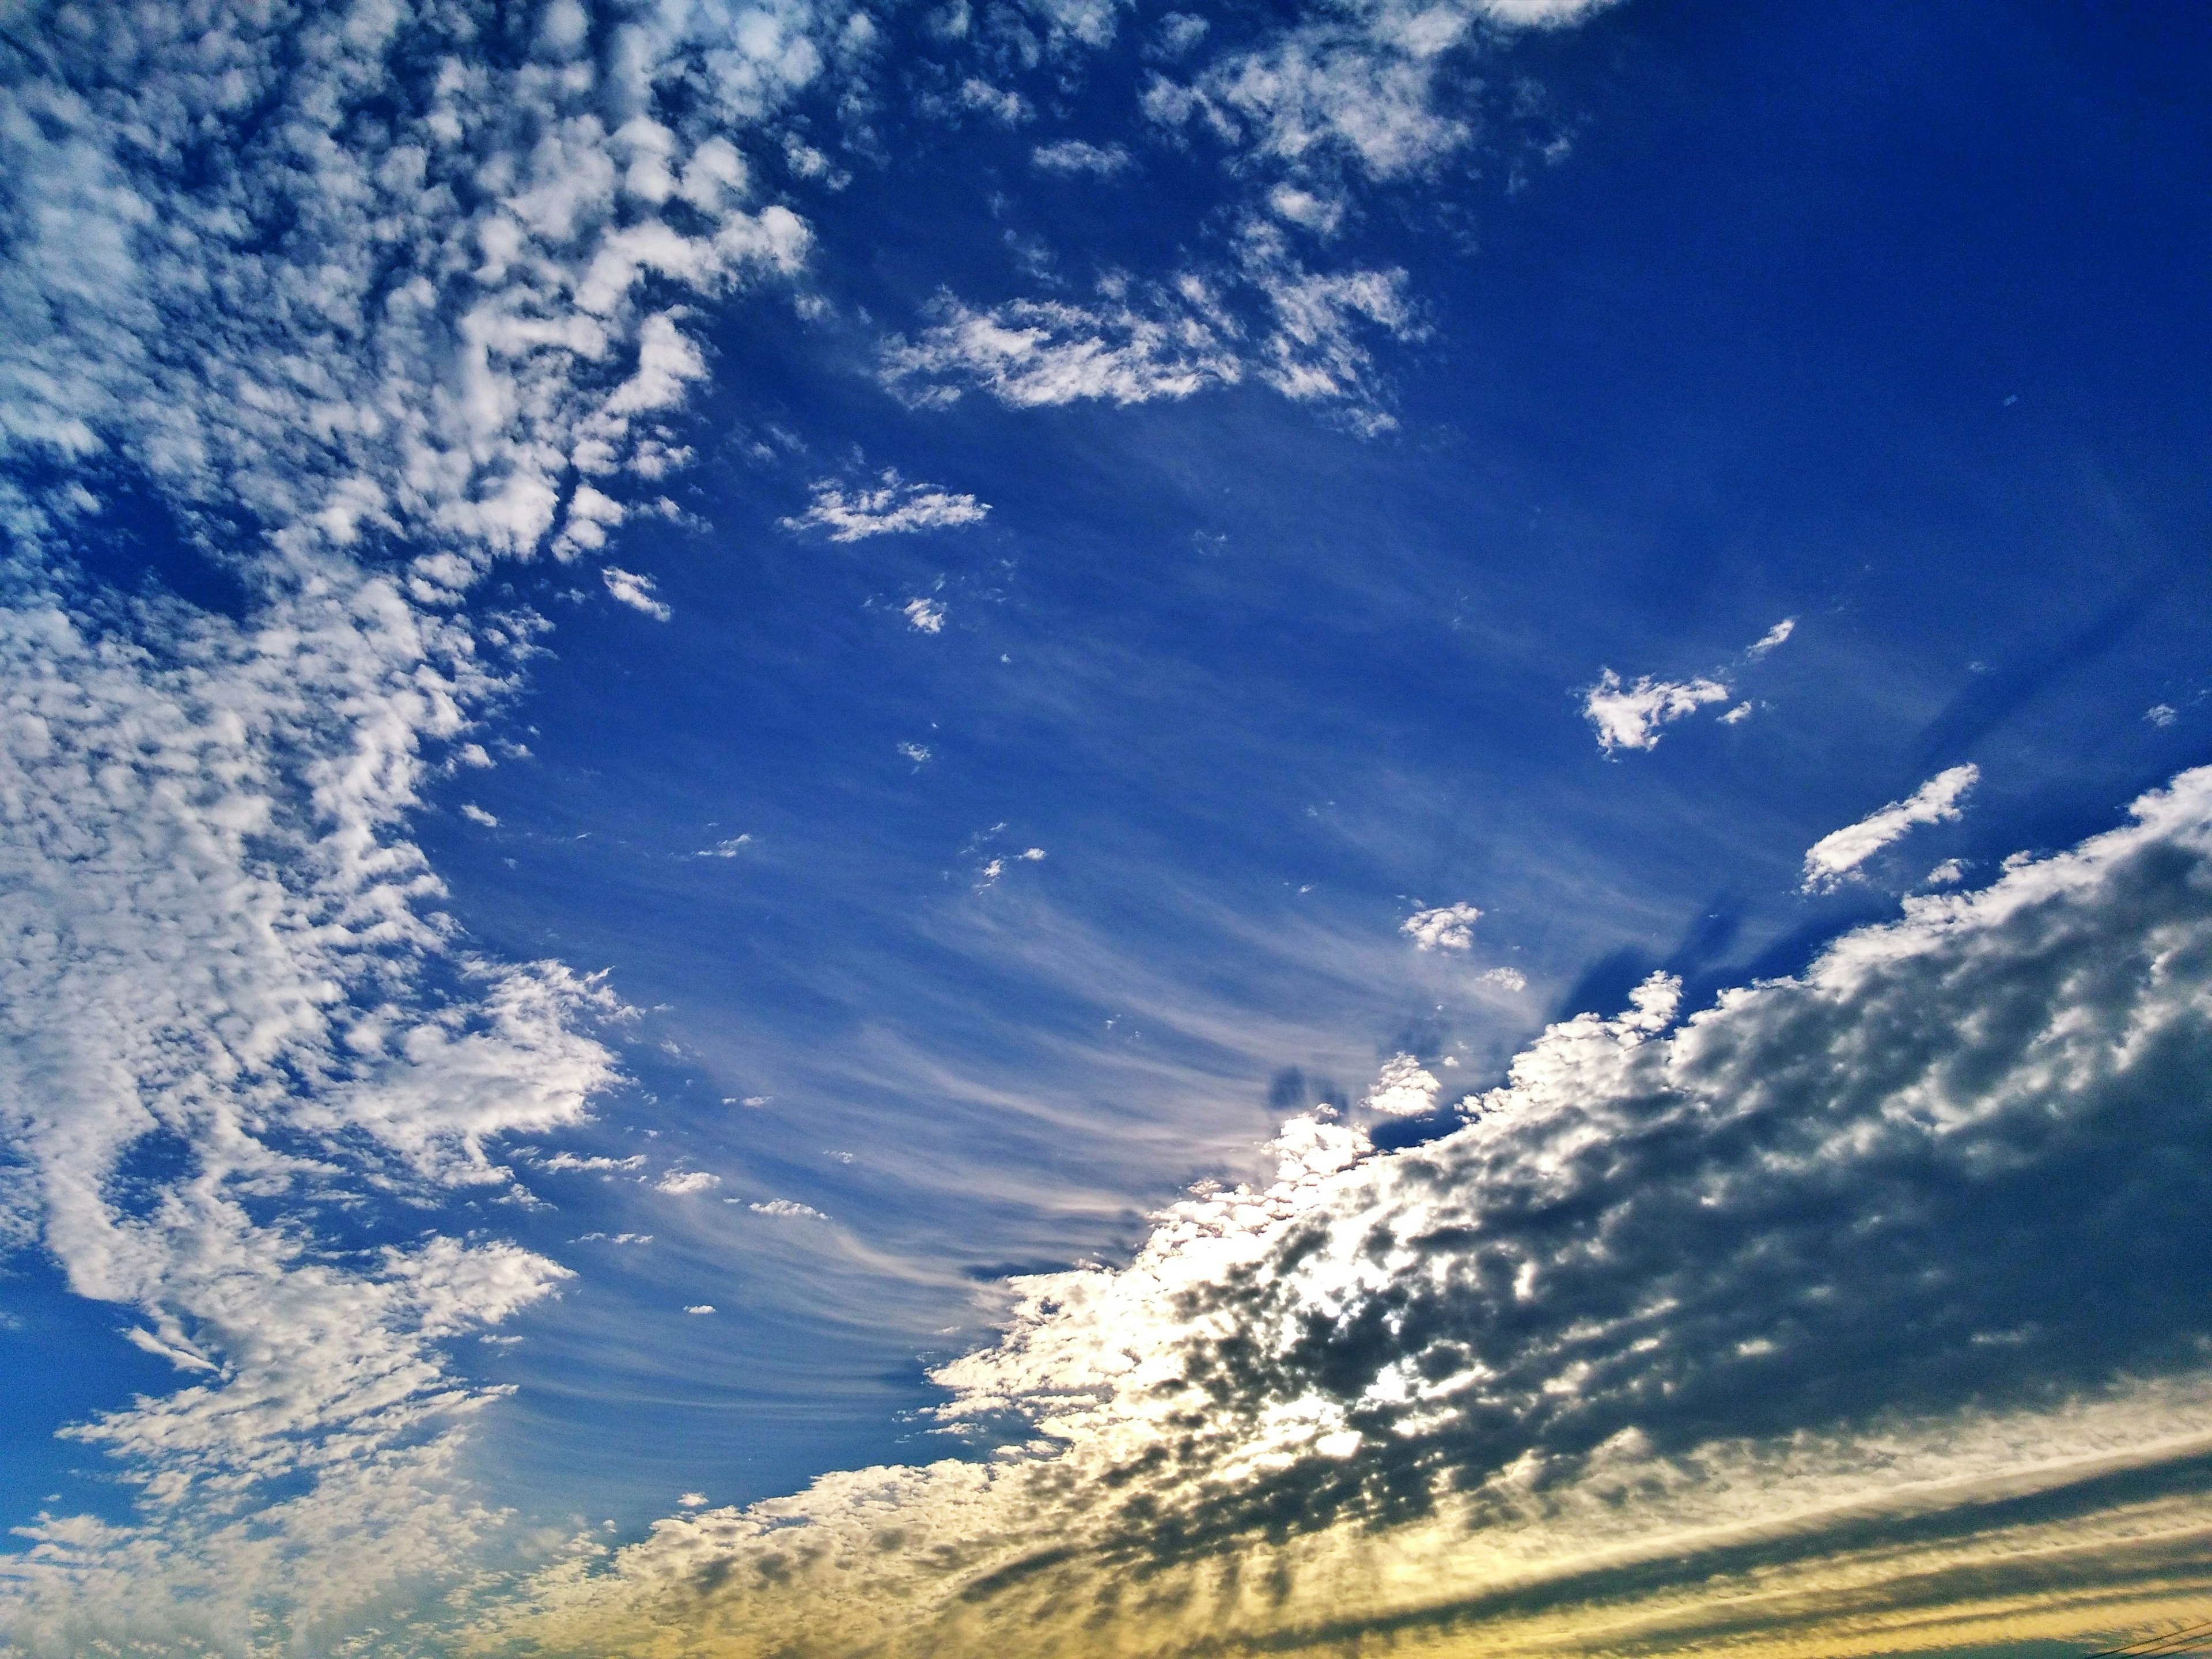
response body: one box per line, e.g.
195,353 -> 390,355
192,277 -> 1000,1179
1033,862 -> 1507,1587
487,768 -> 2212,1657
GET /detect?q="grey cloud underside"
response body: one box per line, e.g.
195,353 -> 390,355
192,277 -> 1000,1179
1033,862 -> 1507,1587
1004,771 -> 2212,1555
488,770 -> 2212,1657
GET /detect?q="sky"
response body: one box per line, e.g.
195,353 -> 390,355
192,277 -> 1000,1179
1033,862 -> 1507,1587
0,0 -> 2209,1655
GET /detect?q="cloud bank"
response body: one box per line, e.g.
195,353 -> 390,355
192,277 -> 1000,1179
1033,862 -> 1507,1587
482,766 -> 2212,1658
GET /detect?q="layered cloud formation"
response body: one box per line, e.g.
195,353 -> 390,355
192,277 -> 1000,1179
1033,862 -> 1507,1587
483,767 -> 2212,1657
5,1 -> 2202,1655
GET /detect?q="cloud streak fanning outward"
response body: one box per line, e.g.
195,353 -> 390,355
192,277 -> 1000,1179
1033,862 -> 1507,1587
480,767 -> 2212,1657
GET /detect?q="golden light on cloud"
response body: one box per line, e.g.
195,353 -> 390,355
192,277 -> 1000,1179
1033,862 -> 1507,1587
464,772 -> 2212,1659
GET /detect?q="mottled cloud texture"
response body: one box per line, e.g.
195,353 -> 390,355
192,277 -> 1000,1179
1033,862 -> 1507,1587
2,0 -> 2200,1654
482,768 -> 2212,1657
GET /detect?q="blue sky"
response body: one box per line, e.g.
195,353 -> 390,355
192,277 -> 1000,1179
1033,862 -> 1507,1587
2,1 -> 2210,1653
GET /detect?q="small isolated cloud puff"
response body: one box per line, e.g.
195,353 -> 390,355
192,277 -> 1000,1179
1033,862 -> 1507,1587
460,803 -> 499,828
1582,669 -> 1732,753
899,742 -> 934,765
1478,965 -> 1527,991
695,835 -> 754,857
1802,764 -> 1979,891
1718,701 -> 1753,725
1402,901 -> 1481,952
682,1305 -> 717,1315
2148,703 -> 2179,728
655,1170 -> 723,1195
904,597 -> 947,633
1032,140 -> 1134,176
677,1492 -> 709,1508
602,567 -> 672,622
781,471 -> 990,541
1362,1052 -> 1442,1116
1746,616 -> 1797,658
1923,858 -> 1968,888
749,1199 -> 827,1219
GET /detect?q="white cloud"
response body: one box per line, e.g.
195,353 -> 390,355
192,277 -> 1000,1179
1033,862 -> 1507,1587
2148,703 -> 2179,727
960,77 -> 1033,125
1746,616 -> 1797,658
695,835 -> 755,857
1802,764 -> 1979,891
780,471 -> 991,541
1402,900 -> 1481,951
1477,0 -> 1620,21
881,228 -> 1416,424
539,1152 -> 646,1173
1362,1051 -> 1442,1116
904,597 -> 948,633
682,1304 -> 717,1315
1582,669 -> 1733,752
1718,700 -> 1753,725
1477,965 -> 1527,991
1032,140 -> 1134,175
655,1170 -> 723,1196
601,567 -> 672,622
460,803 -> 499,828
484,767 -> 2212,1658
749,1199 -> 827,1219
899,742 -> 934,764
1923,858 -> 1968,887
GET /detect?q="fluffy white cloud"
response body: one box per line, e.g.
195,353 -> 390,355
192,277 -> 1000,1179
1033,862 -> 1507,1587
1401,900 -> 1481,950
1802,764 -> 1979,891
477,767 -> 2212,1658
1361,1051 -> 1442,1115
1582,668 -> 1732,752
780,471 -> 992,541
655,1170 -> 723,1196
749,1198 -> 827,1219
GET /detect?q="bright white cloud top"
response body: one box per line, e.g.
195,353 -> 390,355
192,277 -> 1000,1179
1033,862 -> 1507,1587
1582,669 -> 1732,752
1401,900 -> 1482,950
1802,764 -> 1980,891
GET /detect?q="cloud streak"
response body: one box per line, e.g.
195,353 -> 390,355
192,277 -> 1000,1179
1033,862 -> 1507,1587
1802,764 -> 1979,891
